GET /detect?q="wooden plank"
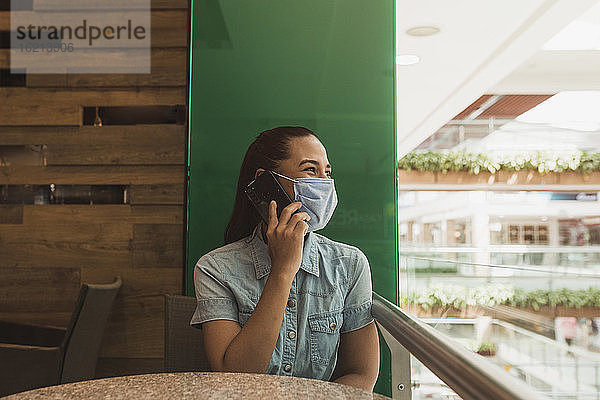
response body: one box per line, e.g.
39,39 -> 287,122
26,48 -> 188,87
23,75 -> 68,88
0,266 -> 80,313
45,143 -> 184,165
129,184 -> 184,205
0,125 -> 185,146
0,205 -> 23,224
0,222 -> 132,244
81,266 -> 182,358
130,205 -> 183,224
151,0 -> 188,9
0,10 -> 8,30
0,88 -> 185,126
0,103 -> 82,126
0,49 -> 8,69
0,165 -> 185,184
0,87 -> 186,106
23,204 -> 184,225
0,222 -> 132,269
132,224 -> 183,268
50,68 -> 187,88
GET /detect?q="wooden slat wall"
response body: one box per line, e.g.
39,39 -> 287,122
0,0 -> 189,376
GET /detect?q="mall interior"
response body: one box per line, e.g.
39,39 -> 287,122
1,0 -> 600,399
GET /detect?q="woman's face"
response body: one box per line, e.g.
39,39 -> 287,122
259,135 -> 332,201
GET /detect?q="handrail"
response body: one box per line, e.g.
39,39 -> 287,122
402,255 -> 600,277
372,292 -> 549,400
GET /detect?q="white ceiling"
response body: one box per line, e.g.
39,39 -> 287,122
396,0 -> 599,157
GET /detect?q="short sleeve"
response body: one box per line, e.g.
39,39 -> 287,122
189,253 -> 239,329
340,249 -> 374,333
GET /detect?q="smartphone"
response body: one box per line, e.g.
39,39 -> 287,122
244,170 -> 294,224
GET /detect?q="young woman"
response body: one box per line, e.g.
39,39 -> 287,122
190,126 -> 379,391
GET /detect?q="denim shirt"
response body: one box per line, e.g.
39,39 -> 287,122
190,224 -> 374,381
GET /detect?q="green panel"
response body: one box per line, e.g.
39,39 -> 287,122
186,0 -> 397,395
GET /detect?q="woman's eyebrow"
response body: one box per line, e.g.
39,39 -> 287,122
298,159 -> 332,169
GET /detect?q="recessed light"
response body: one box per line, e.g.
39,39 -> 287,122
396,54 -> 420,66
406,26 -> 440,37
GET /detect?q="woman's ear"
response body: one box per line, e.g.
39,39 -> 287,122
254,168 -> 266,180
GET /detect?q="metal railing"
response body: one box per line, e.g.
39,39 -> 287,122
372,292 -> 550,400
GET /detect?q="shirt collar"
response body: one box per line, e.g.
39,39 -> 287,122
247,223 -> 319,280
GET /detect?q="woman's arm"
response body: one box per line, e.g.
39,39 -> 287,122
202,200 -> 310,373
331,321 -> 380,391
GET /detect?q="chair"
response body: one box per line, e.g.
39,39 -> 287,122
164,295 -> 210,372
0,277 -> 122,397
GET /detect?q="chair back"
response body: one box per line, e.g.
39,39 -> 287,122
60,277 -> 122,383
164,295 -> 210,372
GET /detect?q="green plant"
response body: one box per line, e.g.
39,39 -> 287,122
476,341 -> 497,354
406,285 -> 600,310
398,150 -> 600,174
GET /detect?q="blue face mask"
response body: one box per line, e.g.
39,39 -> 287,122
272,171 -> 338,232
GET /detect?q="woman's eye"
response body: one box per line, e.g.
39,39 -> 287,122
304,167 -> 316,173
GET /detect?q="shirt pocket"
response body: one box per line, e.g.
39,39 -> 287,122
308,309 -> 344,366
238,307 -> 254,327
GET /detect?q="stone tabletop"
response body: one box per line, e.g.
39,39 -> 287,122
5,372 -> 391,399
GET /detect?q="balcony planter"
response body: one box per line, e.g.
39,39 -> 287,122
512,305 -> 600,319
397,170 -> 435,184
403,304 -> 481,318
475,342 -> 497,357
398,169 -> 600,186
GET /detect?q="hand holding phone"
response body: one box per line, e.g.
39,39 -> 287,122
244,170 -> 294,224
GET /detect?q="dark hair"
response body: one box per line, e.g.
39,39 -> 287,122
224,126 -> 318,244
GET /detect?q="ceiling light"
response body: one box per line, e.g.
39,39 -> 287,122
396,54 -> 420,66
406,26 -> 440,37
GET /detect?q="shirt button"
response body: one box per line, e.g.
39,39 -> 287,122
284,364 -> 292,372
288,331 -> 296,339
329,322 -> 337,331
287,299 -> 296,307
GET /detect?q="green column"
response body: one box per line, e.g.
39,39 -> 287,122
186,0 -> 397,395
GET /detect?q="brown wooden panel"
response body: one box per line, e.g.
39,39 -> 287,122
0,222 -> 132,269
0,88 -> 185,126
81,266 -> 182,358
61,68 -> 186,88
24,75 -> 68,88
132,224 -> 183,268
129,184 -> 184,205
0,205 -> 23,224
0,222 -> 131,243
23,205 -> 183,225
0,87 -> 185,107
0,49 -> 8,69
96,358 -> 164,378
0,125 -> 185,146
0,266 -> 80,313
151,11 -> 188,47
151,0 -> 188,9
130,206 -> 184,224
0,165 -> 184,184
0,103 -> 82,126
0,10 -> 8,30
26,48 -> 187,88
45,143 -> 184,165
